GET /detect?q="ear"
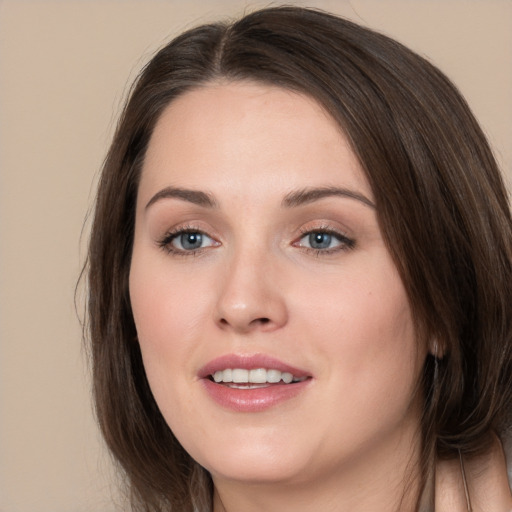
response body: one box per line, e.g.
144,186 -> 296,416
430,339 -> 448,359
430,339 -> 441,358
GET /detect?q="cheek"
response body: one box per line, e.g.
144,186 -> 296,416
298,260 -> 415,352
128,251 -> 206,405
302,263 -> 421,408
129,265 -> 202,436
129,250 -> 208,350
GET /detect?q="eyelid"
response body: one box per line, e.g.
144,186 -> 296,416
157,224 -> 221,256
293,223 -> 356,254
155,220 -> 355,257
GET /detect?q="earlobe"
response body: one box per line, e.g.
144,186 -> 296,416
430,339 -> 445,359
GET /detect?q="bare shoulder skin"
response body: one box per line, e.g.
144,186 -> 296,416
436,436 -> 512,512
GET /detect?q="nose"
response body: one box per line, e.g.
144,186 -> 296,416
214,249 -> 288,334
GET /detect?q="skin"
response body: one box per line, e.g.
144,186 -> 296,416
436,435 -> 512,511
129,81 -> 429,511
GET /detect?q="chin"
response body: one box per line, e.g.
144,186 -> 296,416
207,455 -> 310,486
184,428 -> 315,485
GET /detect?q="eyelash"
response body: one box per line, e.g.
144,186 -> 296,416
157,225 -> 356,257
157,225 -> 216,257
295,226 -> 356,256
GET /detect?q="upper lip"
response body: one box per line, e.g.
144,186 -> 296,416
198,353 -> 311,379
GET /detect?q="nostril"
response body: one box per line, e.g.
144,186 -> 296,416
254,317 -> 270,325
217,314 -> 279,332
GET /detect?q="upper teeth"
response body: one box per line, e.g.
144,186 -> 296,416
212,368 -> 304,384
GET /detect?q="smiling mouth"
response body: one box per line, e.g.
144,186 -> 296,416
209,368 -> 309,388
202,359 -> 312,411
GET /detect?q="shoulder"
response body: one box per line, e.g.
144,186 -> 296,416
503,431 -> 512,492
436,434 -> 512,512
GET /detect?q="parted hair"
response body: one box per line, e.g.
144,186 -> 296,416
86,6 -> 512,511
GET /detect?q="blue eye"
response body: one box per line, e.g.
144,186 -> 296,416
297,230 -> 354,252
171,231 -> 214,251
174,232 -> 204,250
308,232 -> 334,249
158,229 -> 217,255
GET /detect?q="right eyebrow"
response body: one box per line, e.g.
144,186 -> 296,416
145,186 -> 218,210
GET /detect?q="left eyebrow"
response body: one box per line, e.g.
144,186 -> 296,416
282,186 -> 375,209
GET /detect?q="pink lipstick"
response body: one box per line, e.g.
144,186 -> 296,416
199,354 -> 312,412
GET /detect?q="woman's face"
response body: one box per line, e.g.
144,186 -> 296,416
130,82 -> 425,487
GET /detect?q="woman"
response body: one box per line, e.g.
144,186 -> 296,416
86,6 -> 512,511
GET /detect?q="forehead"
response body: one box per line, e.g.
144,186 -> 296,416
139,81 -> 371,203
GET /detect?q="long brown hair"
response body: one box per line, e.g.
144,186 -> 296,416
86,6 -> 512,511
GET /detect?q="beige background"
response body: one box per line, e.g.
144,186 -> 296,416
0,1 -> 510,511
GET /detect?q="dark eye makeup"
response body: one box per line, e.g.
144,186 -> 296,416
156,224 -> 355,257
294,227 -> 356,255
157,226 -> 218,256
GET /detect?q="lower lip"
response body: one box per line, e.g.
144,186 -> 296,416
202,378 -> 311,412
